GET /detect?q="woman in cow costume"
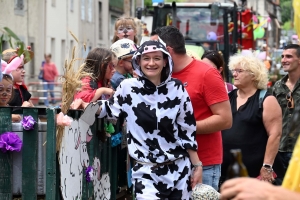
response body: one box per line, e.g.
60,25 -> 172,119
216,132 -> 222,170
74,39 -> 203,199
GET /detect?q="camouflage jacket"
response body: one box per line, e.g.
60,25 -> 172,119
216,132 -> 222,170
272,75 -> 300,152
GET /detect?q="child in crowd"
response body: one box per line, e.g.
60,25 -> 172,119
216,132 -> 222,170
2,47 -> 34,107
112,17 -> 138,44
74,47 -> 115,102
7,55 -> 33,107
1,56 -> 27,122
0,74 -> 14,107
110,38 -> 137,90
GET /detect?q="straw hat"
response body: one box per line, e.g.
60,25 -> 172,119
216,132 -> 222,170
2,48 -> 34,64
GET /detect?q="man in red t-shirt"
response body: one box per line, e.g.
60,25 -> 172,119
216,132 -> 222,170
42,53 -> 59,106
157,26 -> 232,190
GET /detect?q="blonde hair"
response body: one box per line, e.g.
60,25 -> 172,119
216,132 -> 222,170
112,17 -> 138,44
228,53 -> 269,89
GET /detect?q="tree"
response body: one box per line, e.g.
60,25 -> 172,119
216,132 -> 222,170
280,0 -> 292,24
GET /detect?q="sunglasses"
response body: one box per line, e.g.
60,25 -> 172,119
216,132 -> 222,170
286,92 -> 294,109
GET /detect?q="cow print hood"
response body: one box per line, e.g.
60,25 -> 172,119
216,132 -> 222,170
132,39 -> 173,86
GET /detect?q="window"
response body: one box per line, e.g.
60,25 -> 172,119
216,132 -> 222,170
61,40 -> 66,70
51,38 -> 55,61
14,0 -> 25,15
98,2 -> 102,40
15,0 -> 24,10
29,42 -> 35,78
70,0 -> 74,12
81,0 -> 85,20
70,40 -> 74,56
88,0 -> 92,22
110,16 -> 118,42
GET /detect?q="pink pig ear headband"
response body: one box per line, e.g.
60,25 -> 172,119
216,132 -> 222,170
1,54 -> 24,80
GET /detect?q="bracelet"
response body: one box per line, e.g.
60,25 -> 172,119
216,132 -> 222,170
193,161 -> 203,168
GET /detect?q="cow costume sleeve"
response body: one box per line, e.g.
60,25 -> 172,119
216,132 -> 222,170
175,79 -> 198,151
98,82 -> 124,119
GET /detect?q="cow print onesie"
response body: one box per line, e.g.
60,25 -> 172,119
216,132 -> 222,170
98,40 -> 198,199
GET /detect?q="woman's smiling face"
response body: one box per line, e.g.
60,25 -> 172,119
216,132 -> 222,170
140,51 -> 166,85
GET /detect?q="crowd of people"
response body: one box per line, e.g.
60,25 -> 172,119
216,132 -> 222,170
1,16 -> 300,199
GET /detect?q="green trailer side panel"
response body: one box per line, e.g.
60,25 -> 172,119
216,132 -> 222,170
0,108 -> 12,200
110,145 -> 117,200
45,108 -> 58,200
22,108 -> 39,199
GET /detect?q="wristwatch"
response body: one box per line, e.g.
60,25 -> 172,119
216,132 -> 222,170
263,163 -> 273,173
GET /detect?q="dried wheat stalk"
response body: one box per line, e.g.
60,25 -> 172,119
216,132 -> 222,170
56,33 -> 90,151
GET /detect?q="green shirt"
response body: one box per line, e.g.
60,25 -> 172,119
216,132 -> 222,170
272,75 -> 300,152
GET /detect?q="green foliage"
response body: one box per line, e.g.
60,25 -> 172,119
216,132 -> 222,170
0,27 -> 30,62
145,0 -> 153,7
283,21 -> 292,30
280,0 -> 292,24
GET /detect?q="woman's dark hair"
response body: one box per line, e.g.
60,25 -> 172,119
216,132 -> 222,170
84,48 -> 113,87
201,50 -> 226,80
161,53 -> 170,82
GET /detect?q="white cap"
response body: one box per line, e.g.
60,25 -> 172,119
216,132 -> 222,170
110,39 -> 137,59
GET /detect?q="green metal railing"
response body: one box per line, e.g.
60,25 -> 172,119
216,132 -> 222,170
0,107 -> 127,199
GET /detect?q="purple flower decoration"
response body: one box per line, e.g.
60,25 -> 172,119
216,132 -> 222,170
21,115 -> 36,130
0,132 -> 23,153
85,166 -> 94,183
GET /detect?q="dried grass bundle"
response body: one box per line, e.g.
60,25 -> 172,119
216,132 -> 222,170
56,32 -> 91,151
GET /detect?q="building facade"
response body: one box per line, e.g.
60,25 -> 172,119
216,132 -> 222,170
0,0 -> 135,82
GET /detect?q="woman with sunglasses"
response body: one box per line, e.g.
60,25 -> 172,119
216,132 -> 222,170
219,53 -> 285,187
74,47 -> 115,102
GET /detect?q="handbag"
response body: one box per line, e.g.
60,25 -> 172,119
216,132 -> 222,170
38,61 -> 45,80
38,69 -> 44,80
